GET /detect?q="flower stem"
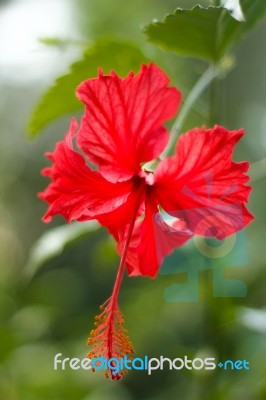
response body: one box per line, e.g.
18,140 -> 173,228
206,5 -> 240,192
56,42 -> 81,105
162,64 -> 221,158
109,186 -> 145,312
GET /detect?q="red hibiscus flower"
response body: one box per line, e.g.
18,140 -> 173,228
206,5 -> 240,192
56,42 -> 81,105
39,63 -> 253,379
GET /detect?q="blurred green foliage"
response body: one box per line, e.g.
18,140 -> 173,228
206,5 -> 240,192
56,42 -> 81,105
0,0 -> 266,399
145,1 -> 266,61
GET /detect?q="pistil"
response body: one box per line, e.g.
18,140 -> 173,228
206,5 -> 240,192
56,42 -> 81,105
87,182 -> 146,379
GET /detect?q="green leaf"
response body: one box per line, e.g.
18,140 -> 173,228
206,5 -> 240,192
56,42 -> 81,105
39,37 -> 73,48
145,1 -> 266,62
39,37 -> 88,50
29,40 -> 148,136
23,221 -> 100,281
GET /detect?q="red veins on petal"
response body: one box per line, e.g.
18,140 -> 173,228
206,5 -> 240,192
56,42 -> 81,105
154,125 -> 254,239
38,118 -> 134,223
76,63 -> 181,182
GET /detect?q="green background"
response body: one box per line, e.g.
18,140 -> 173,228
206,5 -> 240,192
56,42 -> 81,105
0,0 -> 265,399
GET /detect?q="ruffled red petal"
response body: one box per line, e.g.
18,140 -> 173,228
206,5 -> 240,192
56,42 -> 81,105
39,119 -> 134,223
76,63 -> 181,182
116,193 -> 191,278
154,125 -> 253,238
95,184 -> 145,233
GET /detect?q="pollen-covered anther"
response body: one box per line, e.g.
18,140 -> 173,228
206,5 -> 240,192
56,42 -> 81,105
87,298 -> 135,379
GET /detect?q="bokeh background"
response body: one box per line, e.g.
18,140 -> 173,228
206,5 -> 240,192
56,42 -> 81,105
0,0 -> 266,399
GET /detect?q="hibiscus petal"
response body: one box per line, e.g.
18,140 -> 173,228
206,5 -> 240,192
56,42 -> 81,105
116,195 -> 191,278
39,119 -> 134,223
154,125 -> 254,238
76,63 -> 181,182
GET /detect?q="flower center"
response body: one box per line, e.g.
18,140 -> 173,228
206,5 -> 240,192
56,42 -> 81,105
139,169 -> 155,186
